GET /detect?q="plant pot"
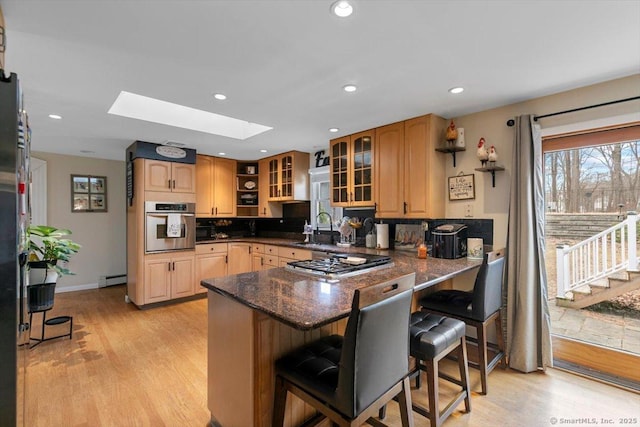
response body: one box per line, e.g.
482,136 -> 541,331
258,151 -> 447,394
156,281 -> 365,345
28,260 -> 59,284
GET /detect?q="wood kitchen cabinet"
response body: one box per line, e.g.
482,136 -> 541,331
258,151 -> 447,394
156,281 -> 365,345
263,151 -> 309,202
144,159 -> 196,193
143,251 -> 195,304
375,114 -> 446,218
227,242 -> 253,275
257,158 -> 283,218
195,154 -> 236,217
195,243 -> 228,295
330,130 -> 375,207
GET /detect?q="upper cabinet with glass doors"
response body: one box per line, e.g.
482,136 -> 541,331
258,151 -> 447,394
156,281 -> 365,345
263,151 -> 309,202
330,130 -> 375,207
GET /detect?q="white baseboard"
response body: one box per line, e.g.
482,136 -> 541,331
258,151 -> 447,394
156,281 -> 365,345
55,282 -> 100,293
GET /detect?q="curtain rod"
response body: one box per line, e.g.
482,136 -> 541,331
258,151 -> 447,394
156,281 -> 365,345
506,96 -> 640,127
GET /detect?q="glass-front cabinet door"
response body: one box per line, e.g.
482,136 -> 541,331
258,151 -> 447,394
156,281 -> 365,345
279,154 -> 293,199
268,158 -> 279,200
351,131 -> 373,206
330,137 -> 350,206
330,131 -> 374,207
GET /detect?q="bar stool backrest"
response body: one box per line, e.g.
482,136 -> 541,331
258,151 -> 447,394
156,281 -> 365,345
471,249 -> 506,321
336,273 -> 415,418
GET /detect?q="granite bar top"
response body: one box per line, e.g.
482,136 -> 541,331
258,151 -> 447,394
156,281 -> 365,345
200,241 -> 482,330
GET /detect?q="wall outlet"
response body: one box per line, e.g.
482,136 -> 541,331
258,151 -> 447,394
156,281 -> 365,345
464,204 -> 473,217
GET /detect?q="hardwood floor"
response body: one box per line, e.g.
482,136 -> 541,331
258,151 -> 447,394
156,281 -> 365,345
25,285 -> 639,427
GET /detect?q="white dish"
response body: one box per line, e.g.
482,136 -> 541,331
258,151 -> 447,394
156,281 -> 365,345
244,181 -> 256,190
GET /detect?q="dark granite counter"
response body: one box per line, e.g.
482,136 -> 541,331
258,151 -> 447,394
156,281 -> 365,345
200,240 -> 482,330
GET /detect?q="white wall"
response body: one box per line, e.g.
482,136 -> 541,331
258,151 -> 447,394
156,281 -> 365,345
31,152 -> 126,291
444,74 -> 640,250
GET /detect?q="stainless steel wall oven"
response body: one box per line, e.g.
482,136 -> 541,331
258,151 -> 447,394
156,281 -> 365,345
145,201 -> 195,253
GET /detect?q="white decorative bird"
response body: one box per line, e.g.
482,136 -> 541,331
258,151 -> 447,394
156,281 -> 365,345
477,137 -> 489,167
488,145 -> 498,164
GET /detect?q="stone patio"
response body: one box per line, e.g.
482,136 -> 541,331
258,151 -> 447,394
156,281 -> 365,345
549,300 -> 640,354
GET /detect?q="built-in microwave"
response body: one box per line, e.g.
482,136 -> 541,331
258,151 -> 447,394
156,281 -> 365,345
145,201 -> 195,253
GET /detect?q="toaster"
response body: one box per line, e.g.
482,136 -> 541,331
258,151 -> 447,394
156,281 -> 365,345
432,224 -> 468,259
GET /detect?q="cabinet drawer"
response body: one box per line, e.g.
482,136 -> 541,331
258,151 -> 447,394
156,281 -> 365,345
264,256 -> 279,267
252,243 -> 264,254
196,243 -> 228,255
278,247 -> 312,261
264,245 -> 279,255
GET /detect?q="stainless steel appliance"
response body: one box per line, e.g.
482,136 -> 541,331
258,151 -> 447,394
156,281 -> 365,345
145,201 -> 195,252
432,224 -> 468,259
286,252 -> 393,279
0,70 -> 30,425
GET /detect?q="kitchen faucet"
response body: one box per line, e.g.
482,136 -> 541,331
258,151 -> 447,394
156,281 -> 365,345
315,212 -> 333,244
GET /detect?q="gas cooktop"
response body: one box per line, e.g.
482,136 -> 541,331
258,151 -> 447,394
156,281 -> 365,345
285,253 -> 393,279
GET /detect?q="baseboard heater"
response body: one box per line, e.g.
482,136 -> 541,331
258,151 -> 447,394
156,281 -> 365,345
98,274 -> 127,288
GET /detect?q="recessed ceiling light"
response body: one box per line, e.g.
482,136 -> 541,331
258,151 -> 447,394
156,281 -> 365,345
80,150 -> 95,154
331,0 -> 353,17
213,93 -> 227,100
218,152 -> 226,156
343,84 -> 357,93
448,87 -> 464,94
329,128 -> 339,133
108,91 -> 272,140
260,149 -> 268,153
48,114 -> 62,119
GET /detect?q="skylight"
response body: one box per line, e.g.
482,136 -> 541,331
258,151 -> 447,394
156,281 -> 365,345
107,91 -> 273,140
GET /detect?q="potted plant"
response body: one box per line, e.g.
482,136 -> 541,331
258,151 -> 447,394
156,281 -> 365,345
28,225 -> 81,283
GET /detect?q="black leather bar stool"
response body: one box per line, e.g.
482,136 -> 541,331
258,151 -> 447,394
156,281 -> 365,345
419,249 -> 506,395
272,273 -> 416,427
408,312 -> 471,427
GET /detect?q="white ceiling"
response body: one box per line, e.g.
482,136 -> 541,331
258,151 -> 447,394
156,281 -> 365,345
2,0 -> 639,161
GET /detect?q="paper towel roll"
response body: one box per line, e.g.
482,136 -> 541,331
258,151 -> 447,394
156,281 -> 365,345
467,238 -> 483,259
376,224 -> 389,249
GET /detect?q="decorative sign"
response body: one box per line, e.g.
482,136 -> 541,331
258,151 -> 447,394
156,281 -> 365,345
156,145 -> 187,159
71,174 -> 108,212
314,150 -> 330,168
448,173 -> 475,201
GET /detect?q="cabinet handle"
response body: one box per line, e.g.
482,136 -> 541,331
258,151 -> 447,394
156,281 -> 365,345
168,262 -> 171,271
374,202 -> 377,213
225,255 -> 228,264
172,262 -> 175,270
168,179 -> 171,189
350,192 -> 353,202
215,207 -> 218,215
211,207 -> 214,215
263,207 -> 266,215
403,202 -> 407,214
172,180 -> 176,189
260,257 -> 264,266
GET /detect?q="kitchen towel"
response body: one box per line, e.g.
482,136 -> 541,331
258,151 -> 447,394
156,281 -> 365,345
166,214 -> 182,238
376,224 -> 389,249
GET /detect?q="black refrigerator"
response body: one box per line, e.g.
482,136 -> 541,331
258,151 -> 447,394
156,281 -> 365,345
0,70 -> 31,426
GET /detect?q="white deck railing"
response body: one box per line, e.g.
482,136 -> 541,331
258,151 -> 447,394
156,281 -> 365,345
556,211 -> 639,299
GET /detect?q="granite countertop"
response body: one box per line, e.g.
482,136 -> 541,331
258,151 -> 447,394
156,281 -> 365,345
200,239 -> 482,330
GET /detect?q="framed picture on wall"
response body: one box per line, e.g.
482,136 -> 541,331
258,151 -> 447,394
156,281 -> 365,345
71,174 -> 107,212
448,173 -> 475,201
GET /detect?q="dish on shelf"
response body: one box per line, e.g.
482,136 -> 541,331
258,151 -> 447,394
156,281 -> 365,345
244,180 -> 256,190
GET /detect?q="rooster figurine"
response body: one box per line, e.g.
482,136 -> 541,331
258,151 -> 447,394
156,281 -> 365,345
488,145 -> 498,165
445,120 -> 458,145
477,137 -> 489,167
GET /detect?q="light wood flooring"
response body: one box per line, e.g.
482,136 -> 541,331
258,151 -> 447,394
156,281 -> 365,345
25,285 -> 640,427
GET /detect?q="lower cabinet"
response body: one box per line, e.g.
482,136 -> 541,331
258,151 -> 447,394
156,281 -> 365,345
144,251 -> 195,304
228,242 -> 253,275
195,243 -> 228,294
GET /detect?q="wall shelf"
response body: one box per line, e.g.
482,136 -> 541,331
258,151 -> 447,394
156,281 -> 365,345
435,146 -> 466,167
475,165 -> 505,187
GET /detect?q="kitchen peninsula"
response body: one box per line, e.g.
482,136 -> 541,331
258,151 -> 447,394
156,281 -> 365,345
201,249 -> 482,427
